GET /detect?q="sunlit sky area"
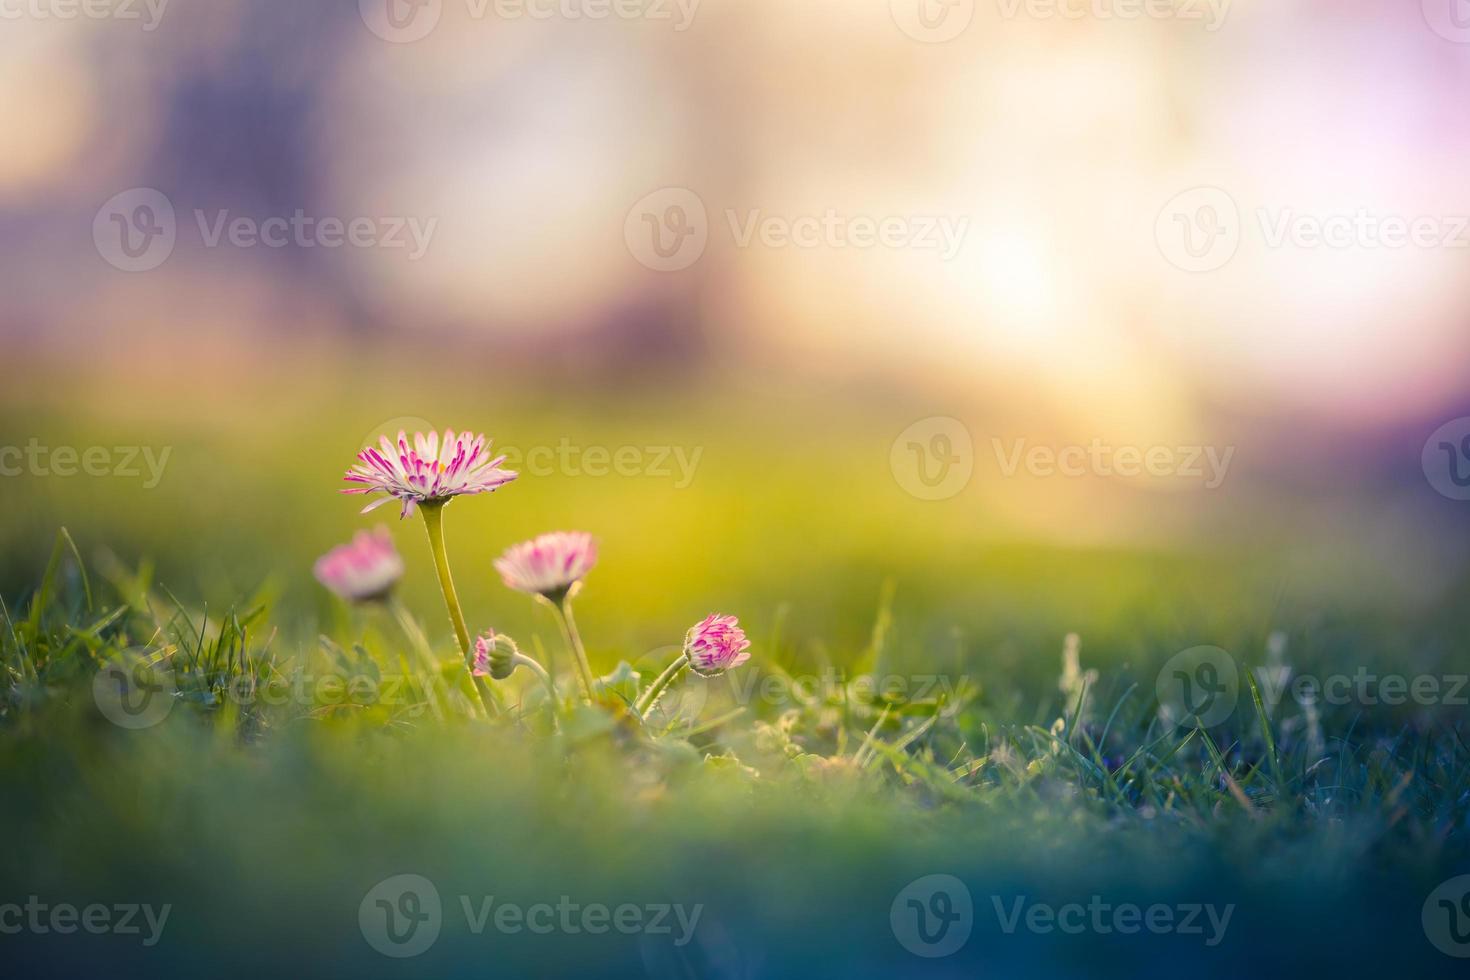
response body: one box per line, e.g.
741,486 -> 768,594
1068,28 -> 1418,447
6,3 -> 1468,423
4,1 -> 1469,600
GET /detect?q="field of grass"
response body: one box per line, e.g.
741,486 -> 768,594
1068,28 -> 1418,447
2,519 -> 1468,977
1,372 -> 1468,976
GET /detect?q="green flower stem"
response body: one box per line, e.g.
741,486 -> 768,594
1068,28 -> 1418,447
634,652 -> 689,717
544,594 -> 596,702
419,501 -> 494,717
513,652 -> 558,704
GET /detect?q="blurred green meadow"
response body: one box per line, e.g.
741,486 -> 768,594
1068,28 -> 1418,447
4,353 -> 1461,686
7,3 -> 1470,976
2,364 -> 1469,978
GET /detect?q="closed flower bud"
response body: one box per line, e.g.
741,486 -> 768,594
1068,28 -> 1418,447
472,630 -> 518,680
684,614 -> 751,677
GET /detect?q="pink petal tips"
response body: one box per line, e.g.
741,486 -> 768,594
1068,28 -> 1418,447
472,630 -> 516,680
472,631 -> 495,677
342,428 -> 518,518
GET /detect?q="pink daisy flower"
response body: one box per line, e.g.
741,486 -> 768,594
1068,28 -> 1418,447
342,429 -> 517,518
494,531 -> 598,600
471,631 -> 497,678
313,527 -> 405,603
684,614 -> 751,676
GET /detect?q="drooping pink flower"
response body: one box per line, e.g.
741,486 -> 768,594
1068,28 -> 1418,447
684,614 -> 751,676
472,629 -> 517,680
313,527 -> 405,603
471,631 -> 495,677
494,531 -> 597,599
342,429 -> 517,518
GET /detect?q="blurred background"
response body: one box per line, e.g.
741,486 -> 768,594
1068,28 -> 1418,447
3,0 -> 1469,665
7,7 -> 1470,977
